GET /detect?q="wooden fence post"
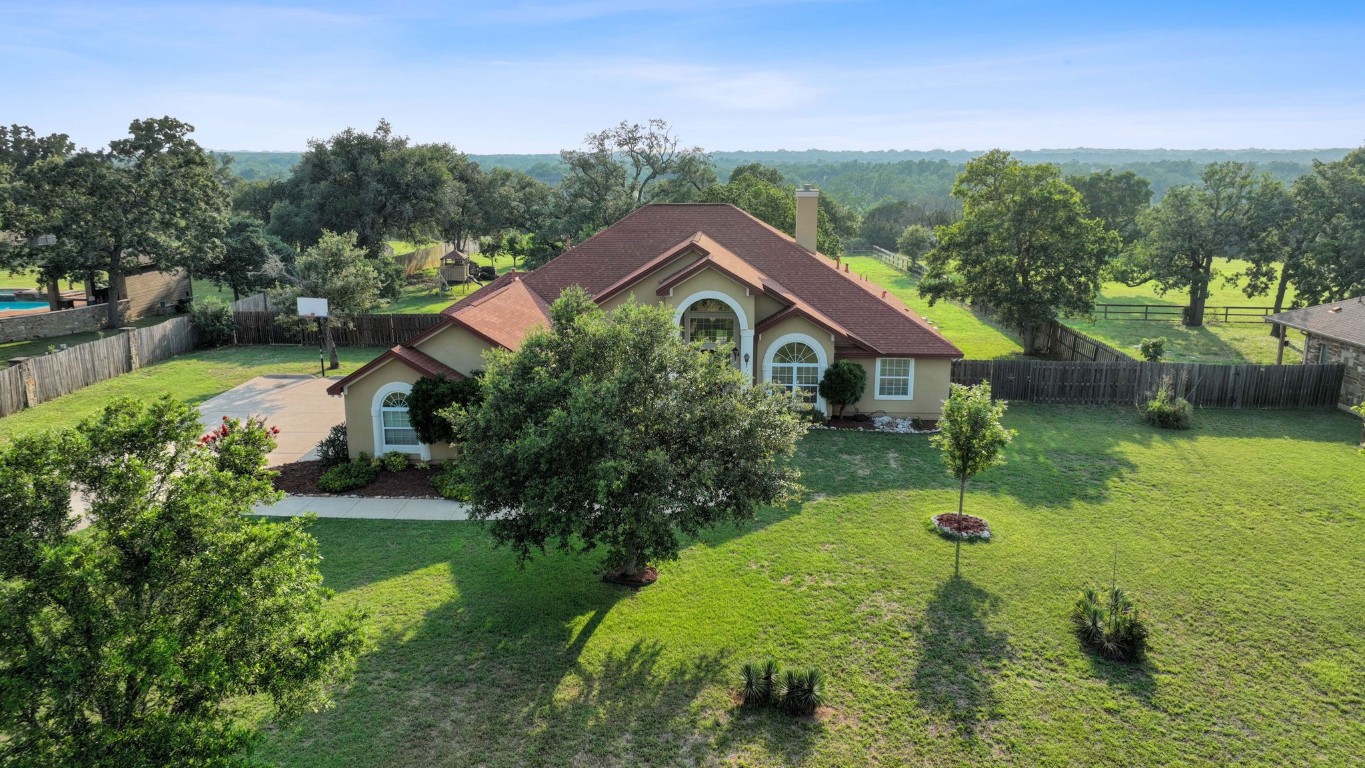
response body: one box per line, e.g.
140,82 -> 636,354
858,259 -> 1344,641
8,357 -> 38,409
122,326 -> 141,370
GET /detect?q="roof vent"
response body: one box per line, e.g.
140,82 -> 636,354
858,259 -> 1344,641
1330,306 -> 1342,312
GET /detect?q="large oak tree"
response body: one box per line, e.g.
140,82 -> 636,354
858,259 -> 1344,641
919,150 -> 1119,354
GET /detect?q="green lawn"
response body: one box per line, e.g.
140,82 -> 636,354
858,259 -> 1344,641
250,405 -> 1365,767
0,345 -> 385,442
842,256 -> 1024,359
376,253 -> 524,315
1064,258 -> 1305,364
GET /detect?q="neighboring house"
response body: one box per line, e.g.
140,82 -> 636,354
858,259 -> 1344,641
328,190 -> 963,460
88,259 -> 193,319
1267,296 -> 1365,410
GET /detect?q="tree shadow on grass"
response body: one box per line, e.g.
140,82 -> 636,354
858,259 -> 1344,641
260,529 -> 773,768
909,577 -> 1012,739
1084,653 -> 1158,708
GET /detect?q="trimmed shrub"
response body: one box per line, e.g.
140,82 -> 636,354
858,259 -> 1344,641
740,659 -> 779,707
1071,586 -> 1148,663
1144,376 -> 1192,430
1139,337 -> 1167,362
200,415 -> 279,478
318,460 -> 378,493
379,450 -> 409,472
431,461 -> 471,501
316,423 -> 349,467
190,298 -> 236,349
818,360 -> 867,418
408,372 -> 484,445
777,667 -> 824,716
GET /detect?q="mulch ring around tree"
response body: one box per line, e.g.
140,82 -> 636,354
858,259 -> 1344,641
932,513 -> 992,540
601,566 -> 659,588
271,460 -> 442,498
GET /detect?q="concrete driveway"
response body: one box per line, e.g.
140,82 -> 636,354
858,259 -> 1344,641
197,375 -> 343,465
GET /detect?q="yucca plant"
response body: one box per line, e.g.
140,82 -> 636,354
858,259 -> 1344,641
778,667 -> 824,716
740,659 -> 778,707
1071,585 -> 1148,662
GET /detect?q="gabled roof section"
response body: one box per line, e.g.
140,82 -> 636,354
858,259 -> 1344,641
523,204 -> 961,358
654,233 -> 772,298
326,344 -> 464,397
1267,296 -> 1365,347
442,273 -> 550,351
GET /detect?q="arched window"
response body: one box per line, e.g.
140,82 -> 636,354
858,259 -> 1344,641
770,342 -> 820,404
380,391 -> 419,450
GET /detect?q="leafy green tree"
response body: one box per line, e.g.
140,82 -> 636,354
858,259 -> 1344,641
451,288 -> 807,581
408,372 -> 483,445
818,360 -> 866,418
1243,148 -> 1365,320
1113,162 -> 1271,326
698,173 -> 853,256
1065,169 -> 1153,246
860,200 -> 918,250
229,178 -> 288,223
728,163 -> 787,186
930,381 -> 1016,576
920,150 -> 1120,354
896,223 -> 935,264
267,121 -> 452,259
270,231 -> 383,369
0,397 -> 363,767
19,117 -> 227,325
197,216 -> 292,301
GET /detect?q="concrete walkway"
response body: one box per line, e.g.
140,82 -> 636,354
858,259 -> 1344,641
253,495 -> 470,521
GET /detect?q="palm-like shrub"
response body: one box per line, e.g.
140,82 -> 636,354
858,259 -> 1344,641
778,667 -> 824,716
740,659 -> 778,707
1072,586 -> 1148,662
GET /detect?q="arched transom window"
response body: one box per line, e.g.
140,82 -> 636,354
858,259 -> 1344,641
380,391 -> 419,449
770,341 -> 820,404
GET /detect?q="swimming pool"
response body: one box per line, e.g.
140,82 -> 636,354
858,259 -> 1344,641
0,299 -> 48,312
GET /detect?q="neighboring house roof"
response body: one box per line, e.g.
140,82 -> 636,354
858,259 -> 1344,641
1267,297 -> 1365,348
325,343 -> 464,396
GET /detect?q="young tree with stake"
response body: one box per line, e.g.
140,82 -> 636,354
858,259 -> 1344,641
930,381 -> 1016,576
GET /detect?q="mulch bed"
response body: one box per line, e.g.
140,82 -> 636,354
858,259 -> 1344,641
601,566 -> 659,588
932,513 -> 992,540
271,460 -> 441,498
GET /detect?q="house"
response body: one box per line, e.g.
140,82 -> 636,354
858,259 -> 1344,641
1267,297 -> 1365,410
87,259 -> 192,319
327,189 -> 963,460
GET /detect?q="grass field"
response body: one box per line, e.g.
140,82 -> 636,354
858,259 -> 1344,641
841,257 -> 1024,359
0,345 -> 384,442
1065,259 -> 1305,365
249,405 -> 1365,767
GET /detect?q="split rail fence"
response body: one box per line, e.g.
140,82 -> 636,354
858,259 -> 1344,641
951,358 -> 1345,409
0,317 -> 195,417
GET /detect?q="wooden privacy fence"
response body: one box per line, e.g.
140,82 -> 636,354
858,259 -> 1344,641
1030,321 -> 1131,363
1,316 -> 195,417
951,359 -> 1345,409
233,312 -> 445,347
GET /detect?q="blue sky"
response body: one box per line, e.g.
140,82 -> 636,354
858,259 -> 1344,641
3,1 -> 1363,152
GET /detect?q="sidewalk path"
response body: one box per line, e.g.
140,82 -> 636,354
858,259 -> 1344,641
253,495 -> 470,521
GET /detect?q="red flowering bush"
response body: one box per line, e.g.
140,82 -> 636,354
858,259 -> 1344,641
201,415 -> 279,477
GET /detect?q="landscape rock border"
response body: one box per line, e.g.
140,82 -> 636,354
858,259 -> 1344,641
932,513 -> 992,541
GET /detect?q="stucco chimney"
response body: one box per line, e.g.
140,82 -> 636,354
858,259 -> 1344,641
795,185 -> 819,253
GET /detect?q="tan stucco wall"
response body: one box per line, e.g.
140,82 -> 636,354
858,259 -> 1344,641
842,356 -> 952,420
412,323 -> 498,375
340,355 -> 459,462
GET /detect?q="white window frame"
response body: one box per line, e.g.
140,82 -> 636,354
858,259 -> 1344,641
371,381 -> 430,460
875,358 -> 916,400
762,332 -> 828,412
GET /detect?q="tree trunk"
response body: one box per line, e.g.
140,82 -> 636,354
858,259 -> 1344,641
1184,281 -> 1208,327
106,258 -> 123,327
232,285 -> 240,302
622,550 -> 640,578
46,278 -> 62,312
1269,268 -> 1291,337
1021,322 -> 1038,356
955,477 -> 966,577
324,319 -> 339,370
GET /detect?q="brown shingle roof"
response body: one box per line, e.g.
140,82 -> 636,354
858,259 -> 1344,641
1267,297 -> 1365,347
525,204 -> 961,357
326,344 -> 463,396
443,274 -> 549,351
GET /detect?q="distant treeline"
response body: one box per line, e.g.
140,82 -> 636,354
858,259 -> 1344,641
217,148 -> 1352,211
